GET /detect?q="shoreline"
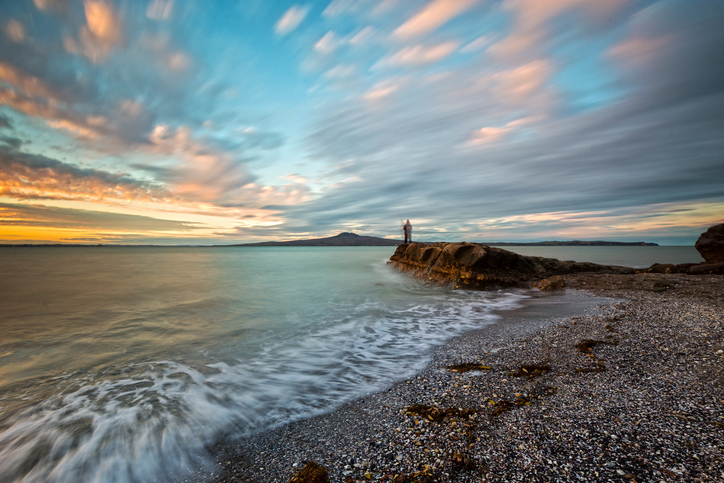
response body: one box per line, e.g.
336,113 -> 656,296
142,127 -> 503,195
214,273 -> 723,482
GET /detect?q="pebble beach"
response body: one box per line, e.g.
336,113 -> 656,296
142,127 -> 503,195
215,272 -> 724,483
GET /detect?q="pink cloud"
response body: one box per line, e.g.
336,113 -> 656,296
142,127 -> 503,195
490,0 -> 630,57
393,0 -> 479,40
384,41 -> 460,66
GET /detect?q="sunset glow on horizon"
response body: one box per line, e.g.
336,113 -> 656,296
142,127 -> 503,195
1,0 -> 722,245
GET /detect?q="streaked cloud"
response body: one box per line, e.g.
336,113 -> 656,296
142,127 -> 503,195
383,41 -> 460,66
393,0 -> 479,40
146,0 -> 174,20
489,0 -> 630,58
275,5 -> 309,35
0,145 -> 167,203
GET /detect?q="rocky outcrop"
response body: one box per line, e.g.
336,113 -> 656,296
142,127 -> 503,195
389,242 -> 634,289
532,276 -> 566,291
695,224 -> 724,263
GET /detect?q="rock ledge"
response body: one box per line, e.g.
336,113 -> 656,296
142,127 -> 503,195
389,242 -> 634,289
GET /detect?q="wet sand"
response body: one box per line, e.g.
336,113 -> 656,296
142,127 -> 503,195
214,273 -> 724,482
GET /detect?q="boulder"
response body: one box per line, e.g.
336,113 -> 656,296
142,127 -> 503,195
532,276 -> 566,290
695,224 -> 724,263
648,263 -> 678,274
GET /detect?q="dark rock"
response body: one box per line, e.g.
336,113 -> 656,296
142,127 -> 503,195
689,262 -> 724,275
648,263 -> 678,274
676,263 -> 698,272
389,242 -> 635,289
532,275 -> 566,290
695,224 -> 724,263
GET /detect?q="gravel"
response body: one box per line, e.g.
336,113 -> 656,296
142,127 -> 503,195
215,273 -> 724,482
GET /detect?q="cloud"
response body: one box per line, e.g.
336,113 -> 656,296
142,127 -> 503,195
314,31 -> 339,54
0,202 -> 203,233
0,61 -> 60,101
63,0 -> 125,63
459,35 -> 493,54
148,125 -> 254,204
393,0 -> 479,40
383,41 -> 460,66
0,113 -> 13,129
236,126 -> 284,150
0,145 -> 168,203
489,0 -> 630,58
5,20 -> 25,43
146,0 -> 175,20
275,5 -> 309,35
33,0 -> 69,13
0,135 -> 23,148
487,59 -> 552,103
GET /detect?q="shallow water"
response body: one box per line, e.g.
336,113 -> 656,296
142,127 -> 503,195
501,245 -> 702,268
0,247 -> 525,483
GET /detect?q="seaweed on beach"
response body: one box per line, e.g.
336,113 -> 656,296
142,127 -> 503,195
450,452 -> 476,470
445,363 -> 491,373
575,367 -> 606,373
510,364 -> 550,378
576,339 -> 618,353
288,461 -> 329,483
405,404 -> 477,422
390,471 -> 436,483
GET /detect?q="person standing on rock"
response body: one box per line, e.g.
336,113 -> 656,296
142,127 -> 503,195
403,219 -> 412,244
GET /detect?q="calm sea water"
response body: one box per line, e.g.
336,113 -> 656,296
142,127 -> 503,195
0,245 -> 702,482
502,245 -> 703,268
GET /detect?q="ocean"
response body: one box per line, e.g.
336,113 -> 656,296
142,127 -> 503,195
0,245 -> 703,482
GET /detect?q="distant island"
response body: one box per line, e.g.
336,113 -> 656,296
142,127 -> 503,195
226,233 -> 659,247
227,232 -> 401,247
485,241 -> 659,247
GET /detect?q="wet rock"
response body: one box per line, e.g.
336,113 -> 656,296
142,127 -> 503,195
695,223 -> 724,263
689,262 -> 724,275
532,276 -> 566,290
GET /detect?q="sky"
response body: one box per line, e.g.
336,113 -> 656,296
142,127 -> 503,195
0,0 -> 722,245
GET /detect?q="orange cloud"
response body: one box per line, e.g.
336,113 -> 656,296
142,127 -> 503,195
469,117 -> 537,145
63,1 -> 124,62
394,0 -> 478,40
84,1 -> 122,43
487,59 -> 552,103
0,62 -> 58,100
0,146 -> 168,204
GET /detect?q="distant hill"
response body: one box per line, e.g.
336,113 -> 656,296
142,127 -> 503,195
229,232 -> 401,247
485,241 -> 658,247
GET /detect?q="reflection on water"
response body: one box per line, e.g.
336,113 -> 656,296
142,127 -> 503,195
0,247 -> 524,483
